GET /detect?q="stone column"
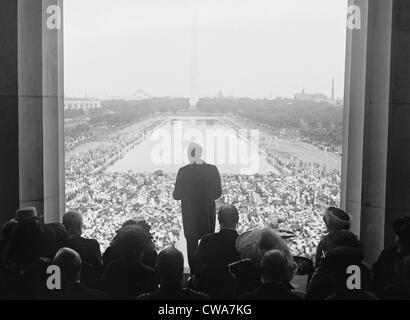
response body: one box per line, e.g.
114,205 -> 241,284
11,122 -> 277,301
0,0 -> 64,226
342,0 -> 410,264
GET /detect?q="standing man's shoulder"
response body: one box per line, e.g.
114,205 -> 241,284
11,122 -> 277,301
177,165 -> 191,174
203,163 -> 220,175
206,163 -> 218,170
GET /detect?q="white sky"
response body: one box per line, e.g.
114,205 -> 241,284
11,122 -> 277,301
64,0 -> 348,99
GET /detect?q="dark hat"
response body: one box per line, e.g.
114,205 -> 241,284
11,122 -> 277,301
324,207 -> 351,231
116,225 -> 150,254
15,207 -> 38,221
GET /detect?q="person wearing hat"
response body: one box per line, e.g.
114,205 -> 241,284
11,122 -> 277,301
102,225 -> 157,299
306,230 -> 370,300
229,228 -> 297,299
15,207 -> 38,221
102,218 -> 158,270
0,218 -> 49,299
315,207 -> 351,267
173,142 -> 222,275
324,247 -> 377,300
372,216 -> 410,297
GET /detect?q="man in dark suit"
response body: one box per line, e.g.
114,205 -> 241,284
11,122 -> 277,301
194,204 -> 241,299
173,143 -> 222,274
239,250 -> 301,300
63,211 -> 103,284
137,247 -> 209,300
52,248 -> 108,300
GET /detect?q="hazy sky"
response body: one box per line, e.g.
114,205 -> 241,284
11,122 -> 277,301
64,0 -> 348,99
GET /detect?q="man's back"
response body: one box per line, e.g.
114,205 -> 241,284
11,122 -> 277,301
103,256 -> 157,299
174,163 -> 222,238
195,229 -> 241,299
196,229 -> 241,271
173,164 -> 221,203
68,234 -> 102,282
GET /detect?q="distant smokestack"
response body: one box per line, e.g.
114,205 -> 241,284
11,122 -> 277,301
331,78 -> 335,100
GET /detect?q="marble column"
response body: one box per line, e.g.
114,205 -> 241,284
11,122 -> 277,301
0,0 -> 64,226
342,0 -> 410,264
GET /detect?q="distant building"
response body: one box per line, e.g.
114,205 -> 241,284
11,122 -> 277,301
132,89 -> 150,100
294,89 -> 314,101
294,89 -> 341,105
64,98 -> 102,112
109,89 -> 150,101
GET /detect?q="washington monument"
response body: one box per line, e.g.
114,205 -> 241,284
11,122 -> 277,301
189,0 -> 200,110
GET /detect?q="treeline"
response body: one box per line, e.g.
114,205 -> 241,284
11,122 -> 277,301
80,98 -> 189,127
197,98 -> 343,147
65,97 -> 343,148
243,101 -> 342,147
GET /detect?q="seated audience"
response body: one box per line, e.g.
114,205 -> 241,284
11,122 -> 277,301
239,249 -> 301,300
103,218 -> 157,270
315,207 -> 350,266
230,228 -> 297,298
193,204 -> 241,299
63,211 -> 102,283
52,248 -> 108,300
103,225 -> 157,299
324,247 -> 378,300
137,247 -> 209,300
372,216 -> 410,297
1,202 -> 409,301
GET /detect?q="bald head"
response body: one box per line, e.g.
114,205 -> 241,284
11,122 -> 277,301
53,248 -> 82,283
218,205 -> 239,229
156,247 -> 184,284
63,211 -> 83,235
261,250 -> 288,283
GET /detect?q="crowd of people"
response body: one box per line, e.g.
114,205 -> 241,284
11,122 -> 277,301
65,124 -> 96,152
65,117 -> 341,257
1,205 -> 410,300
298,136 -> 342,156
66,167 -> 339,256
